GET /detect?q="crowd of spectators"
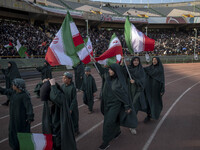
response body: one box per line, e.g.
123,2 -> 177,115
0,18 -> 199,58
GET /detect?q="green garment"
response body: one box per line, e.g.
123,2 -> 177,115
40,81 -> 77,150
122,57 -> 147,114
50,84 -> 77,150
73,62 -> 84,90
1,61 -> 21,89
0,87 -> 34,150
61,82 -> 79,133
81,74 -> 97,111
40,81 -> 60,142
144,57 -> 165,120
96,63 -> 137,144
36,63 -> 52,80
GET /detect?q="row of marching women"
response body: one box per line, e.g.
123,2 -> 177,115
0,56 -> 164,150
93,56 -> 165,150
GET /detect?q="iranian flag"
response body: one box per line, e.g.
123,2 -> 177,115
45,11 -> 84,66
4,42 -> 13,48
95,33 -> 123,66
17,133 -> 53,150
15,40 -> 28,58
124,17 -> 155,53
77,37 -> 93,64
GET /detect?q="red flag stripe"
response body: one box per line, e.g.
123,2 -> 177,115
44,134 -> 53,150
143,34 -> 155,51
45,47 -> 60,66
82,51 -> 93,64
72,33 -> 84,47
95,46 -> 123,61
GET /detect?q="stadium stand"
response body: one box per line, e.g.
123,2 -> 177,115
0,0 -> 200,59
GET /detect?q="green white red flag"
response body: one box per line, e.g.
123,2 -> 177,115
95,33 -> 123,66
17,133 -> 53,150
45,11 -> 84,66
4,42 -> 13,48
77,37 -> 93,64
124,17 -> 155,53
15,40 -> 28,58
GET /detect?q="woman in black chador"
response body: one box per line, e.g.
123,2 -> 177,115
40,79 -> 77,150
144,57 -> 165,122
34,60 -> 52,98
1,61 -> 21,106
96,62 -> 137,150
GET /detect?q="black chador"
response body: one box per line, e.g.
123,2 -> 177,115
34,60 -> 52,98
40,81 -> 77,150
144,57 -> 165,122
96,63 -> 137,150
1,61 -> 21,106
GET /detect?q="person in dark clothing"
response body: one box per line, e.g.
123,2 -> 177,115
73,61 -> 84,91
40,80 -> 77,150
95,62 -> 137,150
0,78 -> 34,150
34,60 -> 52,98
121,56 -> 146,134
81,66 -> 97,114
62,72 -> 79,136
0,61 -> 21,106
121,57 -> 146,114
144,57 -> 165,123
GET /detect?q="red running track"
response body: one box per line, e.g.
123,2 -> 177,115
0,63 -> 200,150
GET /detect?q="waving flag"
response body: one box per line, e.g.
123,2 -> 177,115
95,33 -> 123,66
125,17 -> 155,53
45,11 -> 83,66
77,37 -> 93,64
15,40 -> 28,58
18,133 -> 53,150
4,42 -> 13,48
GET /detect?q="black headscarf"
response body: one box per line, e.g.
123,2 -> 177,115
144,57 -> 165,83
7,61 -> 21,80
108,63 -> 129,104
109,64 -> 138,128
40,81 -> 63,101
129,56 -> 145,88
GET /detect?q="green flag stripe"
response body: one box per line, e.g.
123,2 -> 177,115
18,47 -> 27,58
17,133 -> 35,150
124,17 -> 134,54
107,56 -> 116,66
62,11 -> 80,66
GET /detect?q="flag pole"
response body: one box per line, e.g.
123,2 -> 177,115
123,57 -> 133,80
83,41 -> 100,74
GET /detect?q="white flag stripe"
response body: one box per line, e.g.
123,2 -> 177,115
70,22 -> 79,37
50,28 -> 74,66
32,133 -> 46,150
131,24 -> 144,52
109,37 -> 121,49
16,40 -> 22,52
116,54 -> 122,62
98,59 -> 108,65
77,38 -> 92,60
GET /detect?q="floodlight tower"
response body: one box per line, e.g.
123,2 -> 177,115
194,28 -> 198,60
86,19 -> 88,36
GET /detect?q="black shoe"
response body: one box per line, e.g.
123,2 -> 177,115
144,115 -> 151,123
2,100 -> 9,106
98,142 -> 110,150
114,131 -> 121,140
